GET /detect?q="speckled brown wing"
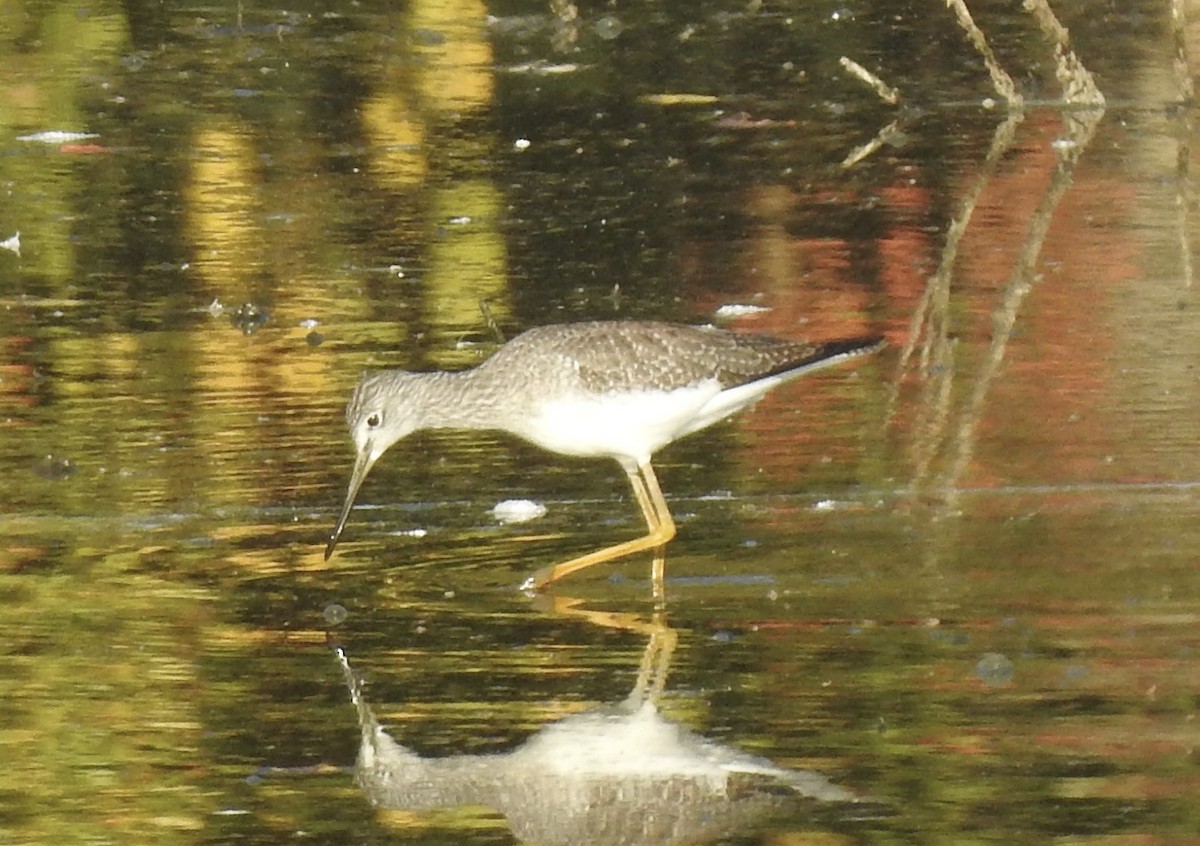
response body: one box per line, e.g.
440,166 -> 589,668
546,321 -> 878,394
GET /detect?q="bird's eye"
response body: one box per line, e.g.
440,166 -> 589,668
366,413 -> 381,428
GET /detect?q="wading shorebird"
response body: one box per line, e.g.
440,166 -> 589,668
324,320 -> 883,594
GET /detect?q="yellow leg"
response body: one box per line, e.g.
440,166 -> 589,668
521,460 -> 677,592
628,464 -> 660,530
631,610 -> 676,703
640,462 -> 673,605
651,550 -> 667,607
528,597 -> 677,703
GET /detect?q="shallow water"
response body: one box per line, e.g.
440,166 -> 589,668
2,0 -> 1200,843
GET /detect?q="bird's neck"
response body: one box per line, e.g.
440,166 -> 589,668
412,369 -> 507,432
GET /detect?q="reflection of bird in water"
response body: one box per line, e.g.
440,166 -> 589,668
324,320 -> 884,597
332,604 -> 862,845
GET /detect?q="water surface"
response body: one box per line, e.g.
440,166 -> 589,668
2,0 -> 1199,843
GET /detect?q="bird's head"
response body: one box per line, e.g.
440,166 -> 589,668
325,372 -> 423,559
346,372 -> 424,465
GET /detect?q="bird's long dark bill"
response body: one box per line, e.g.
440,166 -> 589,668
325,450 -> 375,560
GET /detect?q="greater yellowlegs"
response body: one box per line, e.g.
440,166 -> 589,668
324,320 -> 883,591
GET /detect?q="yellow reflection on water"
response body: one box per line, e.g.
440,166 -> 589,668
423,181 -> 510,341
185,123 -> 264,300
408,0 -> 494,115
362,92 -> 428,189
0,569 -> 214,844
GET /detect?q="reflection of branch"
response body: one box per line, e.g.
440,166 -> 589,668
841,119 -> 903,169
897,1 -> 1108,506
892,111 -> 1023,389
838,57 -> 902,169
889,112 -> 1023,496
937,108 -> 1104,501
1171,0 -> 1195,103
1172,0 -> 1195,287
1022,0 -> 1105,106
1177,122 -> 1194,290
944,0 -> 1024,108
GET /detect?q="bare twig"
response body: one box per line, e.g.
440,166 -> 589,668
1022,0 -> 1105,106
944,0 -> 1024,108
839,56 -> 900,105
479,300 -> 506,343
1171,0 -> 1195,103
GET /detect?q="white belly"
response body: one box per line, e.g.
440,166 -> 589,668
518,382 -> 729,467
